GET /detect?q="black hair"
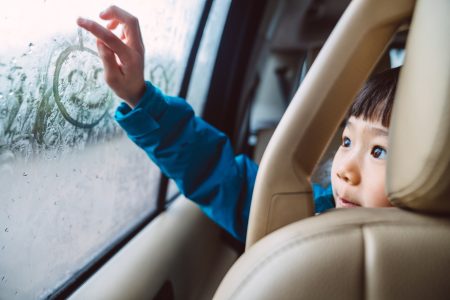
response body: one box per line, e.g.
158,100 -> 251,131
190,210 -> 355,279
348,67 -> 400,127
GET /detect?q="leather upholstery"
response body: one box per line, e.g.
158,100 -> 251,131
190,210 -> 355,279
387,0 -> 450,214
215,208 -> 450,299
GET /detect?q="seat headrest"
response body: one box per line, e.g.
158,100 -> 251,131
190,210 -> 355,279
387,0 -> 450,214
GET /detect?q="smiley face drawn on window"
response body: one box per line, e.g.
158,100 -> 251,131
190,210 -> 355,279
53,31 -> 112,129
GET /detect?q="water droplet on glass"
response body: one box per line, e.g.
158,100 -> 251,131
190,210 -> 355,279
28,42 -> 34,55
0,93 -> 3,99
22,172 -> 28,176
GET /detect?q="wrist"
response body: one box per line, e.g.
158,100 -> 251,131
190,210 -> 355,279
126,81 -> 147,108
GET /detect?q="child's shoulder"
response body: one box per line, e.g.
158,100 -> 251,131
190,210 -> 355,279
312,183 -> 335,213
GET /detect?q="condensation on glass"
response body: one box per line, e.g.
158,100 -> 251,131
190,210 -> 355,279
0,0 -> 205,298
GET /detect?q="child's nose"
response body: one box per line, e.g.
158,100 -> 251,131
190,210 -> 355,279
336,160 -> 361,185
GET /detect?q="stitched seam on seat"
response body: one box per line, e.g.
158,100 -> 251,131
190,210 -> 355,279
229,222 -> 445,299
265,192 -> 311,239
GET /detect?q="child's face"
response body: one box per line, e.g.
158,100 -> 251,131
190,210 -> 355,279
331,116 -> 392,208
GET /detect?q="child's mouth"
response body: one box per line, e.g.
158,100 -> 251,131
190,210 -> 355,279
337,197 -> 360,208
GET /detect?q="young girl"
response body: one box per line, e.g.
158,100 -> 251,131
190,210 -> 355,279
331,67 -> 398,209
77,6 -> 398,242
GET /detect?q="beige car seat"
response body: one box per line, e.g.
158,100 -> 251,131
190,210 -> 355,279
214,0 -> 450,299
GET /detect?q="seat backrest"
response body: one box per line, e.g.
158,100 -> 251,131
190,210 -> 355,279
214,0 -> 450,298
214,209 -> 450,300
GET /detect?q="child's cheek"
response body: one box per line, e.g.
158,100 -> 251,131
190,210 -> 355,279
368,174 -> 390,207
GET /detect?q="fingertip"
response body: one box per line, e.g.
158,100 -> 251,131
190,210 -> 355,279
99,10 -> 107,20
77,17 -> 93,29
76,17 -> 86,26
106,20 -> 117,30
99,6 -> 113,19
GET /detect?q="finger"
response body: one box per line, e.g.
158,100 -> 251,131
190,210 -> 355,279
106,19 -> 120,30
99,5 -> 135,22
98,6 -> 144,53
96,40 -> 123,87
77,17 -> 130,61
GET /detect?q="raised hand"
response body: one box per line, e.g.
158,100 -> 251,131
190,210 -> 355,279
77,5 -> 146,107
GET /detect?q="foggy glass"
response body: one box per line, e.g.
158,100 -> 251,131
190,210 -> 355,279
0,0 -> 205,298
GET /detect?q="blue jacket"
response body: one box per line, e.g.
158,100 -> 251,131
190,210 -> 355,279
115,81 -> 334,242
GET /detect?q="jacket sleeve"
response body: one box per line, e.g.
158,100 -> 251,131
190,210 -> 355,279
114,81 -> 258,242
312,183 -> 335,213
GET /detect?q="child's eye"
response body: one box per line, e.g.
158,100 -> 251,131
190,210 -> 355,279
371,146 -> 387,159
342,136 -> 351,148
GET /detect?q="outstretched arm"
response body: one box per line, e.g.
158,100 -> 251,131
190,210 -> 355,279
77,6 -> 258,242
114,83 -> 258,242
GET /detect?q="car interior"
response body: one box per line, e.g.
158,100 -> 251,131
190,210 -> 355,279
65,0 -> 450,299
64,0 -> 450,299
2,0 -> 448,299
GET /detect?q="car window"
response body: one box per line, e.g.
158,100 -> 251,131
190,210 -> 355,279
389,48 -> 405,68
0,0 -> 205,298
